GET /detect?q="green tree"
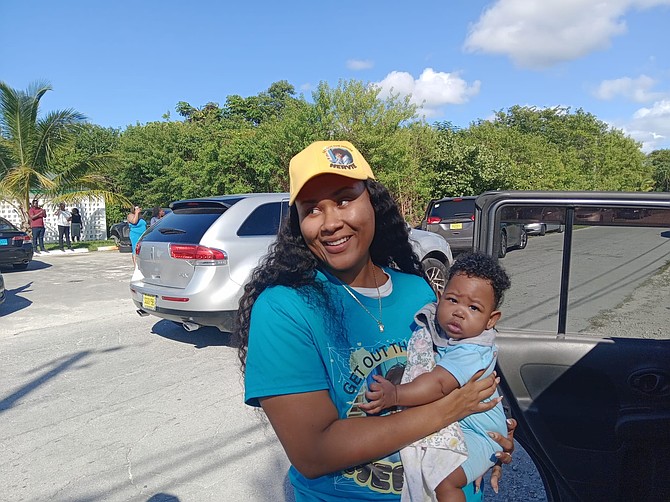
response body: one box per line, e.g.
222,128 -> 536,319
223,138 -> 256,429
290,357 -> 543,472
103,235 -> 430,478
647,149 -> 670,191
490,106 -> 647,190
222,80 -> 298,126
0,81 -> 128,231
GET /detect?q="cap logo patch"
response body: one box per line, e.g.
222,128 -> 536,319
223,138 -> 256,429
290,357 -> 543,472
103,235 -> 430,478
324,146 -> 357,170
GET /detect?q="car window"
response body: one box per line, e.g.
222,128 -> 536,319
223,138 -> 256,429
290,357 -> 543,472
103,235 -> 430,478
0,218 -> 17,231
142,207 -> 225,243
492,203 -> 670,340
429,198 -> 476,219
237,202 -> 285,236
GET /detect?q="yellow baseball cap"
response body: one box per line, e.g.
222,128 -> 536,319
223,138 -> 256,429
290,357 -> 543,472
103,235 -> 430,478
289,140 -> 376,205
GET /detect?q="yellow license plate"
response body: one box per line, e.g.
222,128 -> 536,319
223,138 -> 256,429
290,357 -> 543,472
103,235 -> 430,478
142,294 -> 157,311
450,223 -> 463,230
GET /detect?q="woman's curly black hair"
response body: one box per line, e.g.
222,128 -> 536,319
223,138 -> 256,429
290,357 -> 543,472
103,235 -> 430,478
448,252 -> 511,309
233,179 -> 425,372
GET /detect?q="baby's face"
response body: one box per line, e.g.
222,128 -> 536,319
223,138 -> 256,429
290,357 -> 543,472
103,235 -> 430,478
437,273 -> 499,340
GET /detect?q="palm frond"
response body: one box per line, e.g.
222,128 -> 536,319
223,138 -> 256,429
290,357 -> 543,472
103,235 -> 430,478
0,162 -> 57,199
51,152 -> 121,187
33,109 -> 87,168
0,138 -> 13,177
52,189 -> 132,209
0,81 -> 51,166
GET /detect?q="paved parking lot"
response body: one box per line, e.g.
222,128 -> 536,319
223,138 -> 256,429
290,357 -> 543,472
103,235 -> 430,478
1,251 -> 545,502
1,251 -> 294,502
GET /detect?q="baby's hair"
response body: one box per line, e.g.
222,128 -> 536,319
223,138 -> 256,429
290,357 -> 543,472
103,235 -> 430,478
448,252 -> 511,308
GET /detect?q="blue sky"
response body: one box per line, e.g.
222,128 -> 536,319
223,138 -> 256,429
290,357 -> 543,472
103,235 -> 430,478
2,0 -> 669,152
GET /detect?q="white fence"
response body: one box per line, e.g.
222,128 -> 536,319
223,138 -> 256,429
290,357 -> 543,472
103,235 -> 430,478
0,196 -> 108,242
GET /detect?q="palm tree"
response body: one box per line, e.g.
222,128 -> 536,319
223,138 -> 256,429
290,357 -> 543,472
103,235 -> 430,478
0,80 -> 130,232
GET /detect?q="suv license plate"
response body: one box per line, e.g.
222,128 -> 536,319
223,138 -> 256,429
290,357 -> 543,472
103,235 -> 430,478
450,223 -> 463,230
142,294 -> 157,311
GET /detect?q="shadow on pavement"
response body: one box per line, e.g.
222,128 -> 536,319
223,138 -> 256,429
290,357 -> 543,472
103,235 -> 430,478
0,348 -> 124,414
151,319 -> 236,349
0,281 -> 33,317
1,259 -> 52,273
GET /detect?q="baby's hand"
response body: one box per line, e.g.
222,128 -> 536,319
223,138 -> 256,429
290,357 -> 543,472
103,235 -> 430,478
359,374 -> 397,415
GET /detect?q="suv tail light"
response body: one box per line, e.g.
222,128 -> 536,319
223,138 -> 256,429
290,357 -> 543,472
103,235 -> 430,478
426,216 -> 441,224
470,214 -> 475,221
169,244 -> 228,265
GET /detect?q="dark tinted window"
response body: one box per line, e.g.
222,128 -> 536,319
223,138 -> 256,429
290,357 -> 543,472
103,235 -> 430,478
515,206 -> 565,223
495,203 -> 670,339
237,202 -> 285,236
430,198 -> 476,219
141,209 -> 225,243
0,218 -> 18,232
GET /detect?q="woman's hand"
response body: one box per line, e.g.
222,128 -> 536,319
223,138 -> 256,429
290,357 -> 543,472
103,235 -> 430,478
445,369 -> 500,421
474,418 -> 517,493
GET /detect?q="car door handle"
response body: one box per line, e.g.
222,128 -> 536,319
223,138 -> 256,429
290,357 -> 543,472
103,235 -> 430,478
629,370 -> 670,396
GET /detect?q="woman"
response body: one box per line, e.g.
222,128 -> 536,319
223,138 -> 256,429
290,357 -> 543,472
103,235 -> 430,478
70,208 -> 83,242
235,141 -> 513,501
150,206 -> 165,227
127,205 -> 147,265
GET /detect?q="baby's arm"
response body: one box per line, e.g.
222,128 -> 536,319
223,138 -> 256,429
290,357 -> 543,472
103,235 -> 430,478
361,366 -> 460,414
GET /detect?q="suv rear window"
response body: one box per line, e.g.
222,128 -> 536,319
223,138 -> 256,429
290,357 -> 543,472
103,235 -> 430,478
430,198 -> 476,219
142,201 -> 237,244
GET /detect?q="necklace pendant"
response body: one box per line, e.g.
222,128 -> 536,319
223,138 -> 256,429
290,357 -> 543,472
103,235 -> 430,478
378,323 -> 385,333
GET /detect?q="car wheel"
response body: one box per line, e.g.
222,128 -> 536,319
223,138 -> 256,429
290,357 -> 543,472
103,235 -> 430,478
421,257 -> 449,295
518,229 -> 528,249
13,263 -> 29,270
498,230 -> 508,258
539,224 -> 546,236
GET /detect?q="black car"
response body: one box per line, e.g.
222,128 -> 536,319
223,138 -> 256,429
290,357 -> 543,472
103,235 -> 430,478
109,208 -> 170,252
0,217 -> 33,270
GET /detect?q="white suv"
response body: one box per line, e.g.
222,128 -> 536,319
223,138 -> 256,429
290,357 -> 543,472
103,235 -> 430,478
130,193 -> 452,332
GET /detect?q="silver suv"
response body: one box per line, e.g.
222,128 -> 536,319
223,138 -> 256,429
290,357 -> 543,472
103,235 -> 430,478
130,193 -> 453,333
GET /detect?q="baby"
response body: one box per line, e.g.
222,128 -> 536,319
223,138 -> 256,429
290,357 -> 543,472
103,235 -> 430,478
362,252 -> 511,501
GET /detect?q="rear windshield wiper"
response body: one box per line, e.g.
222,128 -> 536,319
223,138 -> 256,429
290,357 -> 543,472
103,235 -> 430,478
158,228 -> 187,235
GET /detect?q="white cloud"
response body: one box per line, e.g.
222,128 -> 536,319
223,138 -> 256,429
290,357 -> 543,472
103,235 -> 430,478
623,99 -> 670,152
346,59 -> 374,70
464,0 -> 670,69
375,68 -> 481,117
593,75 -> 664,102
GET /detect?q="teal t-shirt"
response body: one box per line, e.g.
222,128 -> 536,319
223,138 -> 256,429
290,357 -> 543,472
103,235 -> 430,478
245,268 -> 485,501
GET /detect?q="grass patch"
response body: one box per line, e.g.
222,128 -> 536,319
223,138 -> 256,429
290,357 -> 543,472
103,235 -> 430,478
45,239 -> 117,252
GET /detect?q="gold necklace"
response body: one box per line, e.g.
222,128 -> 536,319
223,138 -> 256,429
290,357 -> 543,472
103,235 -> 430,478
338,264 -> 384,333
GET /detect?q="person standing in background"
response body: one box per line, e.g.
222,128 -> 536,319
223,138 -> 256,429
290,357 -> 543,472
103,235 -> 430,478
29,199 -> 48,254
71,208 -> 83,242
55,202 -> 73,252
150,206 -> 165,227
127,205 -> 147,266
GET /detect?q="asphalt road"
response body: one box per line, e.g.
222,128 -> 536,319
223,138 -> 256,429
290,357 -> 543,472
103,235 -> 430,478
1,250 -> 554,502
